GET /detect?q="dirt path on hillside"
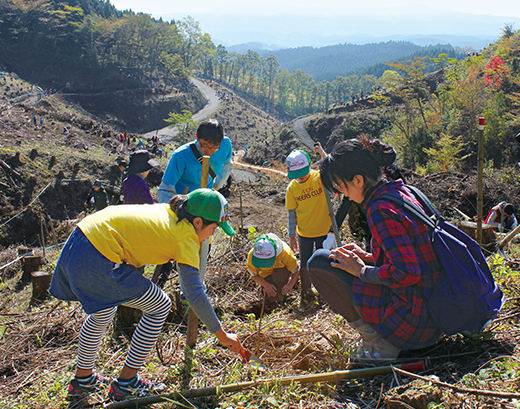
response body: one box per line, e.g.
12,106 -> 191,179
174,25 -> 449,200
234,154 -> 287,180
142,78 -> 220,141
293,116 -> 315,149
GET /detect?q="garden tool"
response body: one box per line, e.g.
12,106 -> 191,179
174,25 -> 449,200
239,348 -> 266,371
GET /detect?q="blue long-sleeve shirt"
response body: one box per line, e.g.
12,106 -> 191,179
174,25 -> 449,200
178,263 -> 221,333
157,137 -> 233,203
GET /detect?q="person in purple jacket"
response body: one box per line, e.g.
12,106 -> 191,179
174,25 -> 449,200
122,150 -> 159,204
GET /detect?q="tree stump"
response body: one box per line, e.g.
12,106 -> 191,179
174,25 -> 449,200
31,271 -> 52,303
457,221 -> 496,245
114,306 -> 143,338
18,246 -> 33,257
21,254 -> 42,282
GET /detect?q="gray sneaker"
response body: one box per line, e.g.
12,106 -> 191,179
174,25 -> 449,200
108,375 -> 166,401
67,373 -> 110,398
349,318 -> 401,359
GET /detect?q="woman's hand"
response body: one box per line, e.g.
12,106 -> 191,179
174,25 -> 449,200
329,246 -> 366,277
215,329 -> 242,353
341,243 -> 373,263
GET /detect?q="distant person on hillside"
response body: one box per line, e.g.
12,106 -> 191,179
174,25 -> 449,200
485,202 -> 518,232
157,119 -> 233,201
84,180 -> 108,212
50,189 -> 242,401
247,233 -> 300,303
285,149 -> 331,308
122,150 -> 158,205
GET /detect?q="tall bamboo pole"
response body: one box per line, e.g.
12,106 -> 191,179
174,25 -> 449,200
186,156 -> 210,348
107,361 -> 425,408
477,117 -> 485,245
324,188 -> 341,246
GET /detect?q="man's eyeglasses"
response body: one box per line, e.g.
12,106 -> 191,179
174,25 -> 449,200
198,141 -> 219,152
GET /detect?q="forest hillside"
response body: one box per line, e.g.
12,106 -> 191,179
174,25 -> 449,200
1,2 -> 520,409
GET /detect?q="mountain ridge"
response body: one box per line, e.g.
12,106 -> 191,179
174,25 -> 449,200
157,9 -> 519,49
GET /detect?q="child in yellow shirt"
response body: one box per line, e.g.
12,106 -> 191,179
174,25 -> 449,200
50,189 -> 243,401
285,150 -> 331,305
247,233 -> 299,302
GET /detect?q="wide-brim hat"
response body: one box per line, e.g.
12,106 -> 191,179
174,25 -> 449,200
127,150 -> 159,174
251,233 -> 283,268
287,149 -> 311,179
186,188 -> 235,236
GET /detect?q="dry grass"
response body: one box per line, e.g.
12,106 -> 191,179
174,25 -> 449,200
1,210 -> 519,408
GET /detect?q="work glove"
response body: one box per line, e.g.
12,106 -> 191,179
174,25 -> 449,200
323,232 -> 337,250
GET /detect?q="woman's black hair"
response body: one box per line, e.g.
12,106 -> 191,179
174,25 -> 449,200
320,134 -> 397,194
169,195 -> 214,227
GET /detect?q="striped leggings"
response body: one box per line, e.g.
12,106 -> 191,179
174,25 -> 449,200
77,283 -> 171,371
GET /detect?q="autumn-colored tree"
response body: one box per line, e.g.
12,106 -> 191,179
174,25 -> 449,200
423,133 -> 470,172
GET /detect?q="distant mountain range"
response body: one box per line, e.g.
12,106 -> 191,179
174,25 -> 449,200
157,9 -> 520,50
232,41 -> 463,82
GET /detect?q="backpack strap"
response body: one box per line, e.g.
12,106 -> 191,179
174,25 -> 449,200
403,185 -> 442,219
189,142 -> 217,180
371,184 -> 443,231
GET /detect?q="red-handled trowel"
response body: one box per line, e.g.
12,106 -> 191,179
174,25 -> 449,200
239,348 -> 266,371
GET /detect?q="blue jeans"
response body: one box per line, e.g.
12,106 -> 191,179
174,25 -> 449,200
307,249 -> 360,322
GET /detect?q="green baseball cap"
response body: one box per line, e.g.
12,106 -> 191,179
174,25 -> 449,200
251,233 -> 283,268
186,188 -> 235,236
287,150 -> 311,179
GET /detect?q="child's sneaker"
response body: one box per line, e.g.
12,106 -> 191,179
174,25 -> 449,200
108,375 -> 166,401
67,372 -> 110,398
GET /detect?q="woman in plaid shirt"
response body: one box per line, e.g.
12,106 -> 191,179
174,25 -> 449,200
308,136 -> 443,359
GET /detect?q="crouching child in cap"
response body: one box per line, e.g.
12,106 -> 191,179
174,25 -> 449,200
50,188 -> 242,402
247,233 -> 300,303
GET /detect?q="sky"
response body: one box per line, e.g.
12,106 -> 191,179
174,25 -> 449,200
109,0 -> 520,18
108,0 -> 520,49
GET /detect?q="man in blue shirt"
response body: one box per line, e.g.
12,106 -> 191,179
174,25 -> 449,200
157,119 -> 233,202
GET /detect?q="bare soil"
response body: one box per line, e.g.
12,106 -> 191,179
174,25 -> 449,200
1,73 -> 520,409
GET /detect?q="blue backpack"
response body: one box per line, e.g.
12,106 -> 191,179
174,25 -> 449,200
376,185 -> 504,336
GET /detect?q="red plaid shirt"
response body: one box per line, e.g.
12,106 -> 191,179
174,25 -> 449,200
353,180 -> 443,350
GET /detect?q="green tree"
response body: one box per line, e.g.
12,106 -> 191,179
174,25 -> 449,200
381,57 -> 437,168
164,109 -> 197,144
290,68 -> 314,113
276,69 -> 291,109
215,44 -> 229,81
263,55 -> 280,107
244,49 -> 261,93
176,16 -> 212,73
423,133 -> 470,172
